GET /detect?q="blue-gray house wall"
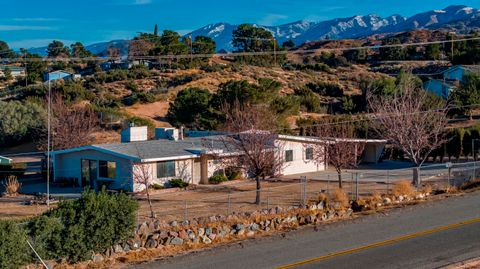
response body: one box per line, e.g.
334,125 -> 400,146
53,149 -> 134,191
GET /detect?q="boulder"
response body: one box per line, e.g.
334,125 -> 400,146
170,221 -> 178,227
205,227 -> 212,236
309,204 -> 317,210
168,231 -> 179,237
250,223 -> 260,231
92,254 -> 104,262
246,231 -> 255,237
201,235 -> 212,244
145,239 -> 158,248
113,244 -> 124,253
383,197 -> 392,205
170,237 -> 184,246
208,233 -> 217,241
198,228 -> 205,236
321,213 -> 328,221
178,230 -> 188,239
317,201 -> 324,210
181,220 -> 190,226
234,223 -> 245,231
188,230 -> 196,240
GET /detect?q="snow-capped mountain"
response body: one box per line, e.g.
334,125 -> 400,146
26,5 -> 480,55
190,5 -> 480,51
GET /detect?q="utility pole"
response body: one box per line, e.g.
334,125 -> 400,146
273,37 -> 277,66
190,34 -> 193,62
24,51 -> 27,87
46,79 -> 51,209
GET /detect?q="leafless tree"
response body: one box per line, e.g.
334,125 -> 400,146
308,122 -> 365,188
128,39 -> 153,61
107,46 -> 121,60
209,102 -> 285,204
368,74 -> 449,184
37,93 -> 98,150
132,161 -> 155,219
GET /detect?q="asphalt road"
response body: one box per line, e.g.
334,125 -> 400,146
128,192 -> 480,269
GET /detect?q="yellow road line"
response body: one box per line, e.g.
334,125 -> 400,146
276,217 -> 480,269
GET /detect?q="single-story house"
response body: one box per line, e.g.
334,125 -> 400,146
0,156 -> 12,165
44,70 -> 81,82
442,65 -> 480,81
51,127 -> 386,192
423,80 -> 457,99
0,66 -> 25,78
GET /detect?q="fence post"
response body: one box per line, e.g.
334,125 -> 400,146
300,176 -> 307,207
227,193 -> 231,215
386,170 -> 390,194
327,174 -> 330,194
266,188 -> 270,209
473,161 -> 476,182
184,200 -> 188,222
351,173 -> 354,200
355,172 -> 359,201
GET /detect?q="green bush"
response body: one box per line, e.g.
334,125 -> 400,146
29,189 -> 138,262
225,167 -> 242,181
209,174 -> 228,184
150,183 -> 165,190
0,220 -> 31,269
168,179 -> 189,188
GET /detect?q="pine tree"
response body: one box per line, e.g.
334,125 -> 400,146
154,24 -> 158,36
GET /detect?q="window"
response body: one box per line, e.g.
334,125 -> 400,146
99,160 -> 116,179
157,161 -> 176,178
305,148 -> 314,160
285,150 -> 293,162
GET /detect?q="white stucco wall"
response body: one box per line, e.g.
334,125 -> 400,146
276,140 -> 325,176
132,158 -> 196,191
53,149 -> 133,191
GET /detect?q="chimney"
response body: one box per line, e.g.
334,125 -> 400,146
121,126 -> 148,143
155,128 -> 179,141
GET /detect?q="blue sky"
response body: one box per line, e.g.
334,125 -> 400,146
1,0 -> 477,49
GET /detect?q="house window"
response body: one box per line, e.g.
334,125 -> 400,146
285,150 -> 294,162
305,148 -> 314,160
99,161 -> 116,179
157,161 -> 176,178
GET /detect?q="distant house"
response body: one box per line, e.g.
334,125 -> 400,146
51,126 -> 386,192
443,65 -> 480,81
44,70 -> 81,82
423,80 -> 457,99
423,65 -> 480,99
0,66 -> 25,78
0,156 -> 12,165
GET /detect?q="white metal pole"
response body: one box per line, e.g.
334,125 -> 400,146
47,79 -> 51,209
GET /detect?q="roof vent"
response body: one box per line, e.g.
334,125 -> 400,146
155,128 -> 179,141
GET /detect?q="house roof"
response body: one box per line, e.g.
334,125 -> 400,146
444,65 -> 480,74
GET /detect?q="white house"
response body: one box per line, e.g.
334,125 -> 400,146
51,127 -> 386,192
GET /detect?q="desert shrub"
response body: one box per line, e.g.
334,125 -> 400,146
306,82 -> 343,97
150,183 -> 165,190
125,80 -> 139,92
392,180 -> 416,197
3,175 -> 21,196
294,87 -> 321,113
329,189 -> 349,209
29,189 -> 138,262
0,220 -> 31,268
168,179 -> 189,188
209,174 -> 228,184
200,64 -> 226,73
225,167 -> 242,181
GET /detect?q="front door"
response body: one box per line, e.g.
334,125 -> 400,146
81,159 -> 97,189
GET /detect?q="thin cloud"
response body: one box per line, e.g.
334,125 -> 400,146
12,18 -> 63,22
113,0 -> 152,5
9,39 -> 74,49
0,25 -> 56,31
258,14 -> 288,26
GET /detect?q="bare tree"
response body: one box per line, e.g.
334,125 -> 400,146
308,122 -> 365,188
132,161 -> 155,219
209,102 -> 285,204
368,74 -> 449,184
37,94 -> 98,150
128,39 -> 153,61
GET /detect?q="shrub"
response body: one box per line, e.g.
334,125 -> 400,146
209,174 -> 228,185
306,82 -> 343,97
225,167 -> 242,181
3,175 -> 21,196
330,189 -> 349,209
150,183 -> 165,190
29,189 -> 138,262
168,179 -> 189,188
0,220 -> 31,269
392,180 -> 416,197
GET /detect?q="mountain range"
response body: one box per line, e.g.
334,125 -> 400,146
28,5 -> 480,55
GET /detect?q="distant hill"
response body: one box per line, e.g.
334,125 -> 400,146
28,5 -> 480,55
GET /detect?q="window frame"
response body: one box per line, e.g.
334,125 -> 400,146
285,150 -> 294,162
157,161 -> 176,178
98,160 -> 116,179
305,147 -> 314,160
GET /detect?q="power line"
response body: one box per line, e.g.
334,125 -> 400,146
1,36 -> 479,62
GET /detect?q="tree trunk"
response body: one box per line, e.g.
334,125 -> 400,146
255,177 -> 261,205
412,166 -> 421,187
337,172 -> 343,189
146,188 -> 155,218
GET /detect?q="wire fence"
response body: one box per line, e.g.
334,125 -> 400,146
137,161 -> 480,223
